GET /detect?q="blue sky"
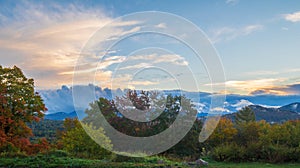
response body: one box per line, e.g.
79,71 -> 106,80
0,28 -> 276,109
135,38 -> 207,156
1,0 -> 300,95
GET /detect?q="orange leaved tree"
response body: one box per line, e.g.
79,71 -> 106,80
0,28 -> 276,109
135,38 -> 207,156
0,65 -> 47,153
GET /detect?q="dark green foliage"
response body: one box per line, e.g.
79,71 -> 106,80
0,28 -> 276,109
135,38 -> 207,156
83,92 -> 201,158
211,143 -> 245,162
45,149 -> 69,157
0,154 -> 184,168
28,119 -> 64,143
235,106 -> 256,124
207,119 -> 300,163
113,154 -> 146,163
164,119 -> 203,159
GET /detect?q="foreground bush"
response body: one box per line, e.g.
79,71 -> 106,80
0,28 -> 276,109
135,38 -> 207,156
60,118 -> 114,160
211,143 -> 245,162
207,117 -> 300,163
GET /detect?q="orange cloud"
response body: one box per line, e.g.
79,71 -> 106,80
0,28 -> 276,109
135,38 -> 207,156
0,2 -> 140,89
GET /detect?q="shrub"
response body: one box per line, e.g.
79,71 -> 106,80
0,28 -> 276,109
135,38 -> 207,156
113,154 -> 146,163
244,142 -> 263,161
61,118 -> 114,160
0,150 -> 27,158
261,145 -> 290,163
286,147 -> 300,162
0,142 -> 19,153
211,143 -> 245,162
45,149 -> 69,157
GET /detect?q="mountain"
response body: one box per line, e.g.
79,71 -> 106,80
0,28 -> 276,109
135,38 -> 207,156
39,85 -> 300,121
39,85 -> 300,116
45,103 -> 300,121
224,104 -> 300,123
279,102 -> 300,113
44,111 -> 77,120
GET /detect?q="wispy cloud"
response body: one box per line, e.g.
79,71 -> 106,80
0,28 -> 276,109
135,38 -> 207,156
128,53 -> 189,66
210,24 -> 263,43
245,70 -> 279,76
251,83 -> 300,95
119,63 -> 151,70
211,107 -> 230,113
0,1 -> 139,89
225,78 -> 285,94
209,78 -> 288,95
231,99 -> 253,110
283,11 -> 300,22
155,23 -> 167,29
225,0 -> 239,5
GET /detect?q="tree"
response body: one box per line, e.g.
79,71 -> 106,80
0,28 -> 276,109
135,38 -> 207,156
126,90 -> 151,110
84,90 -> 201,157
0,65 -> 46,152
61,118 -> 114,159
207,118 -> 238,147
235,106 -> 255,124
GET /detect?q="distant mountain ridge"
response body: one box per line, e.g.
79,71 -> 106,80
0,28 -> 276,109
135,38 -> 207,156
279,102 -> 300,113
39,85 -> 300,115
46,102 -> 300,122
224,103 -> 300,123
44,111 -> 77,120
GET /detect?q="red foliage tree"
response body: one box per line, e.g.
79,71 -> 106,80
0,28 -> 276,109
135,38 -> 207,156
0,65 -> 48,153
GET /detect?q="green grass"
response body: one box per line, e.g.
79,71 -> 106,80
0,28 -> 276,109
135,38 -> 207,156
209,162 -> 300,168
0,155 -> 184,168
1,156 -> 300,168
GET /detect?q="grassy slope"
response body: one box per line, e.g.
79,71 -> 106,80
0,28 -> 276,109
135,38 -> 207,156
1,156 -> 300,168
0,156 -> 184,168
209,162 -> 300,168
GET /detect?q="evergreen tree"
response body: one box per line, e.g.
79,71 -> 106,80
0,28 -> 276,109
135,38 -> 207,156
235,106 -> 255,124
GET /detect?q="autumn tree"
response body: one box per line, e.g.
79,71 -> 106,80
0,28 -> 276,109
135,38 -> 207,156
207,117 -> 238,147
0,65 -> 46,152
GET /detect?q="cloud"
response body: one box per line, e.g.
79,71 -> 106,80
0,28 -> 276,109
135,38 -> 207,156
128,53 -> 189,66
119,62 -> 151,70
285,68 -> 300,73
251,83 -> 300,95
60,55 -> 126,75
224,78 -> 284,94
40,84 -> 123,113
225,0 -> 239,5
192,102 -> 207,112
258,104 -> 280,109
0,1 -> 139,89
250,90 -> 269,95
39,84 -> 300,114
73,52 -> 189,89
231,99 -> 253,110
128,80 -> 159,86
155,23 -> 167,29
210,24 -> 263,43
283,11 -> 300,22
207,78 -> 300,95
245,70 -> 279,76
211,107 -> 230,113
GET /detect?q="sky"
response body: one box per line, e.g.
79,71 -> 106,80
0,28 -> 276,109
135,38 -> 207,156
1,0 -> 300,95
